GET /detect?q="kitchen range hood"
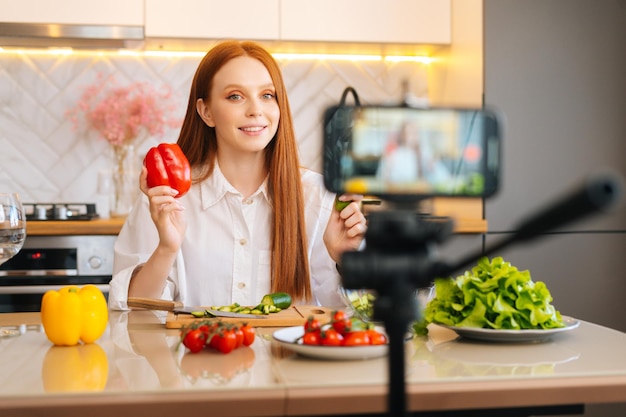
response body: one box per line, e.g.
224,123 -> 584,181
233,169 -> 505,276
0,22 -> 144,49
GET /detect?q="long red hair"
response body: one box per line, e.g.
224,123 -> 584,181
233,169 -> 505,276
177,41 -> 312,302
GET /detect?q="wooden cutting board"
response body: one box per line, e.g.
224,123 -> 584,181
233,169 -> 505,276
165,305 -> 333,329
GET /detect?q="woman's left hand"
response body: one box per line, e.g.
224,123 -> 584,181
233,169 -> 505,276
323,194 -> 368,263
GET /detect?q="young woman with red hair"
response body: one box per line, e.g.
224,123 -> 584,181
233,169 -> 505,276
109,41 -> 367,310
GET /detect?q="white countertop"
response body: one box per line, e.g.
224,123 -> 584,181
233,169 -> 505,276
0,311 -> 625,416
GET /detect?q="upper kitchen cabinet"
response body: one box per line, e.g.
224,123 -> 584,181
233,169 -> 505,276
0,0 -> 143,26
145,0 -> 280,40
280,0 -> 451,44
145,0 -> 450,46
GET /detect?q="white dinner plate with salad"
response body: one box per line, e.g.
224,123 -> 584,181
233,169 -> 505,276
272,326 -> 388,360
439,316 -> 580,343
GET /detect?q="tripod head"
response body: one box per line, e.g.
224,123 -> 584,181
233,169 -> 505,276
342,209 -> 452,323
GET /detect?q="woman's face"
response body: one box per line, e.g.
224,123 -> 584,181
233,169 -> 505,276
198,55 -> 280,157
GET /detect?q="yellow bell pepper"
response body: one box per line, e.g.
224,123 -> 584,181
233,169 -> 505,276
41,284 -> 108,346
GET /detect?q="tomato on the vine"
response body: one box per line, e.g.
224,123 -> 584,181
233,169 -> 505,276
213,328 -> 237,354
342,331 -> 371,346
320,328 -> 344,346
197,324 -> 208,334
234,327 -> 244,349
240,324 -> 255,346
182,328 -> 205,353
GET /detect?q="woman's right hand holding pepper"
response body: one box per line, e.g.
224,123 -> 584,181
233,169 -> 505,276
140,166 -> 187,253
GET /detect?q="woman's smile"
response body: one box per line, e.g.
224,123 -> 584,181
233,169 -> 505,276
240,124 -> 267,134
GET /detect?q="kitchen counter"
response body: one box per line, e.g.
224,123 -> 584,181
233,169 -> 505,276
26,218 -> 126,236
1,311 -> 625,417
25,198 -> 488,236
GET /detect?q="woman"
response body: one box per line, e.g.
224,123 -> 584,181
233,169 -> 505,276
108,41 -> 367,310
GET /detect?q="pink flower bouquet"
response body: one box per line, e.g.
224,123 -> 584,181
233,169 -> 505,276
68,73 -> 181,146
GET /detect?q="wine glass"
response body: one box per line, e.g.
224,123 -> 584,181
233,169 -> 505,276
0,192 -> 26,266
0,193 -> 26,336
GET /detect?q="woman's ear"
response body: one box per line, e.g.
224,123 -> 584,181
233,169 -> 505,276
196,98 -> 215,127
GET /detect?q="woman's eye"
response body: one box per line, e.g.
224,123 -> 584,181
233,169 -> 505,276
227,94 -> 243,101
262,93 -> 275,100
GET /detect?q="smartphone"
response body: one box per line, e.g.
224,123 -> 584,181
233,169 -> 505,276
323,105 -> 501,200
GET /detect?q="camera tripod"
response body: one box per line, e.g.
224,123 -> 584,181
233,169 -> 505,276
340,173 -> 622,417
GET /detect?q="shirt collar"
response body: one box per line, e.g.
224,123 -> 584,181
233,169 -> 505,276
200,162 -> 270,209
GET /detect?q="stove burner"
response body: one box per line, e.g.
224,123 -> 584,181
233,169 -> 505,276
24,203 -> 99,221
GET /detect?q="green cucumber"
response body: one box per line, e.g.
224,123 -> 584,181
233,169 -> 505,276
334,196 -> 351,211
260,292 -> 292,309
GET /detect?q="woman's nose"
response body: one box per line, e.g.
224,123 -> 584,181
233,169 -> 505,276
247,99 -> 262,116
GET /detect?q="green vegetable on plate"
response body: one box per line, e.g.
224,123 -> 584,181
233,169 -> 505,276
413,256 -> 565,336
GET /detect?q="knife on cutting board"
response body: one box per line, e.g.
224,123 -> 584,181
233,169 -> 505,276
127,297 -> 267,319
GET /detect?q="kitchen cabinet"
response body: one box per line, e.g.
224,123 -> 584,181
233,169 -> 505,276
1,0 -> 450,45
0,0 -> 143,26
145,0 -> 280,40
146,0 -> 450,45
280,0 -> 451,44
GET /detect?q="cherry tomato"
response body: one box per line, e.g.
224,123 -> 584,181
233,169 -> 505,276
304,316 -> 321,335
331,310 -> 352,335
320,328 -> 344,346
342,331 -> 371,346
302,331 -> 321,345
234,326 -> 244,349
182,328 -> 205,353
240,324 -> 256,346
208,332 -> 220,350
332,310 -> 347,322
366,329 -> 388,345
198,324 -> 211,339
213,329 -> 237,354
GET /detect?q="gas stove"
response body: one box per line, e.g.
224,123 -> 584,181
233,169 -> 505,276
23,203 -> 99,221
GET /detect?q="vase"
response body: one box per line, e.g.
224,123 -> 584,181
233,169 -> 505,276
110,144 -> 139,218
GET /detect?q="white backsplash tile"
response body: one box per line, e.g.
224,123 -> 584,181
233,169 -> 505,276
0,51 -> 427,210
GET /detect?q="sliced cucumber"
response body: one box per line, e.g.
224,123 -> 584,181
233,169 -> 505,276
200,293 -> 292,317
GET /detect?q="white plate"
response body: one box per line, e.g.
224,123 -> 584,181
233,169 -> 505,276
272,326 -> 388,360
439,316 -> 580,343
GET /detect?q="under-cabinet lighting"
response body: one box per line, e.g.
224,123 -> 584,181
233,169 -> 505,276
139,50 -> 206,58
385,55 -> 433,64
45,48 -> 74,55
0,47 -> 432,64
272,53 -> 382,61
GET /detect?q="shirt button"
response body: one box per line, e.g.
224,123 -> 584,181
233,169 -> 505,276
245,199 -> 253,205
237,282 -> 246,289
239,238 -> 247,245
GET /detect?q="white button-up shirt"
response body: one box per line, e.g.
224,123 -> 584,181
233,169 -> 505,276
108,165 -> 344,310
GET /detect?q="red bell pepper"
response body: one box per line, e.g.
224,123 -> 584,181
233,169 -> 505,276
144,143 -> 192,197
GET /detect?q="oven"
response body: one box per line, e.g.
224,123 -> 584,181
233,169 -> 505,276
0,203 -> 115,312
